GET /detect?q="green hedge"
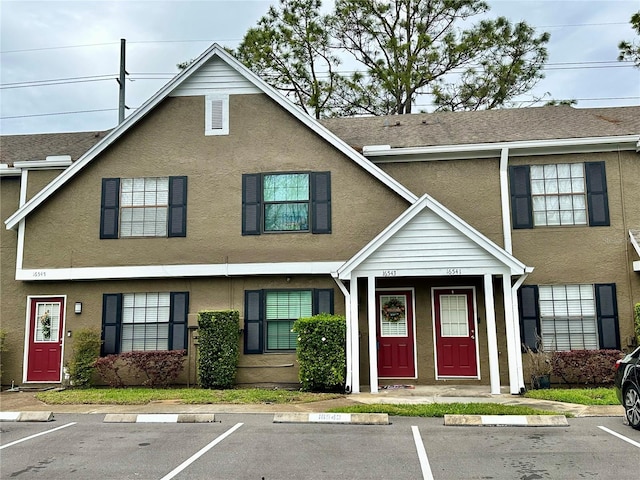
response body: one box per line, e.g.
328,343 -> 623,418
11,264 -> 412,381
68,328 -> 102,387
293,314 -> 346,392
197,310 -> 240,389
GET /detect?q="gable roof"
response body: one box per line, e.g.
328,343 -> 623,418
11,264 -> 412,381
321,106 -> 640,150
337,193 -> 531,280
4,43 -> 417,230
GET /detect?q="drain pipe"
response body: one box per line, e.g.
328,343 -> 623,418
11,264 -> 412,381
332,273 -> 352,393
499,147 -> 513,254
512,268 -> 534,392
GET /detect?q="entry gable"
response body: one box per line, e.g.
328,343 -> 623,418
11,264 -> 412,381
337,193 -> 530,279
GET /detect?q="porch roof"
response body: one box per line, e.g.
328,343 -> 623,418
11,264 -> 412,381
337,193 -> 532,280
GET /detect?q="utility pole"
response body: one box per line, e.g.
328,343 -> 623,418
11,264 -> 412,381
117,38 -> 127,124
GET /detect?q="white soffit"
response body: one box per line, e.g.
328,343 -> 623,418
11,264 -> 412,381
5,43 -> 416,231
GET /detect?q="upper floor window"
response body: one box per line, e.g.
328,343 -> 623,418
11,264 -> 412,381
509,161 -> 609,229
100,176 -> 187,239
242,172 -> 331,235
519,283 -> 619,352
101,291 -> 189,355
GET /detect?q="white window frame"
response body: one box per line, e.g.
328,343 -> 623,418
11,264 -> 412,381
205,94 -> 229,136
120,177 -> 169,237
530,163 -> 587,227
120,292 -> 171,352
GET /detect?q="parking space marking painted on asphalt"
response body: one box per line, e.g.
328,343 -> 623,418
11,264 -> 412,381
598,426 -> 640,448
0,422 -> 76,450
411,426 -> 435,480
159,423 -> 244,480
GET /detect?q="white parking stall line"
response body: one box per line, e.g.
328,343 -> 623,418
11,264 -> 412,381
159,422 -> 244,480
412,426 -> 435,480
0,422 -> 77,450
598,426 -> 640,448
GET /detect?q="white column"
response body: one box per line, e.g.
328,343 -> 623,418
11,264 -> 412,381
349,277 -> 360,393
343,289 -> 352,393
367,276 -> 378,394
484,274 -> 501,395
502,272 -> 520,394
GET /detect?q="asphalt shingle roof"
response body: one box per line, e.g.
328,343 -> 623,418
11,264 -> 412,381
0,130 -> 109,166
320,106 -> 640,150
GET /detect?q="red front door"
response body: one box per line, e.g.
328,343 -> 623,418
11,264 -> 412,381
26,297 -> 65,382
434,288 -> 478,378
376,291 -> 415,378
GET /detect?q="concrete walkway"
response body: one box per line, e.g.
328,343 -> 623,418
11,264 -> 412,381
0,385 -> 624,417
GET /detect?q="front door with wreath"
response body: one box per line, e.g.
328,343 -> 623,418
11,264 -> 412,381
376,290 -> 415,378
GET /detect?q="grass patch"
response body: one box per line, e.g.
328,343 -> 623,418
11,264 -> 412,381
327,403 -> 565,417
523,387 -> 617,405
35,387 -> 342,405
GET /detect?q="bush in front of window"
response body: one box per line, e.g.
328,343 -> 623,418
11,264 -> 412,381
197,310 -> 240,389
68,328 -> 102,387
293,314 -> 346,392
551,349 -> 625,386
94,350 -> 186,387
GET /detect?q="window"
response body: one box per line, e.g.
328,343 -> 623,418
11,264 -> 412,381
531,164 -> 586,226
518,284 -> 619,352
100,176 -> 187,239
266,291 -> 312,350
509,162 -> 609,229
242,172 -> 331,235
244,289 -> 334,354
538,285 -> 597,351
101,292 -> 188,355
205,94 -> 229,136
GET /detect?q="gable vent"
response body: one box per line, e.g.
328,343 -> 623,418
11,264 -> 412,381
205,94 -> 229,136
210,99 -> 223,130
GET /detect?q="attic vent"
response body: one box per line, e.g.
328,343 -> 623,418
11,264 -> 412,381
205,94 -> 229,136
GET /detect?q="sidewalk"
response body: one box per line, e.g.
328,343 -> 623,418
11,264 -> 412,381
0,385 -> 624,417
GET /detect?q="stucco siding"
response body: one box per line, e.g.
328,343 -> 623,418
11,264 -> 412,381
21,94 -> 409,270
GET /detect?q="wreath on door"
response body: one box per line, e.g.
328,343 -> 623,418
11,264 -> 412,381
40,311 -> 51,339
382,298 -> 405,322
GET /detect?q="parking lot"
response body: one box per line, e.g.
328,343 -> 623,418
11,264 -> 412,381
1,413 -> 639,479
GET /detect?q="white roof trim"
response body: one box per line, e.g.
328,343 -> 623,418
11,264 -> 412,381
337,193 -> 530,279
0,165 -> 22,177
364,135 -> 640,162
5,43 -> 416,231
16,261 -> 344,281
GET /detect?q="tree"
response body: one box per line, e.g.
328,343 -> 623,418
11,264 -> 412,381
235,0 -> 342,119
618,11 -> 640,67
331,0 -> 549,114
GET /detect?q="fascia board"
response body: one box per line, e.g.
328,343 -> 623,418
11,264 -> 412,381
17,261 -> 345,281
13,160 -> 72,169
0,167 -> 22,177
365,135 -> 640,162
5,44 -> 417,231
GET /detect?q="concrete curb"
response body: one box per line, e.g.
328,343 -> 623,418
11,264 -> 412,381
444,414 -> 568,427
273,412 -> 389,425
0,411 -> 54,422
103,413 -> 216,423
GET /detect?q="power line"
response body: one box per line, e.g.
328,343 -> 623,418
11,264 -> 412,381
1,108 -> 123,120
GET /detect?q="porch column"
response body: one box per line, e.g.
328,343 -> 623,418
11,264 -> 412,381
368,275 -> 379,394
502,272 -> 521,394
350,276 -> 360,393
483,274 -> 501,395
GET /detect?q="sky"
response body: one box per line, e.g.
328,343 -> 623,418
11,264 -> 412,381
1,0 -> 639,135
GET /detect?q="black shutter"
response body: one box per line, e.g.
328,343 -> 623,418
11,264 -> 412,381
313,289 -> 334,315
518,285 -> 540,351
242,174 -> 262,235
101,293 -> 122,355
244,290 -> 263,354
585,162 -> 610,226
170,292 -> 189,350
509,165 -> 533,229
311,172 -> 331,234
100,178 -> 120,239
168,176 -> 187,237
595,284 -> 619,349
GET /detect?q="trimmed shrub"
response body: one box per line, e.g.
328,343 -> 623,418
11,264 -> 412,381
197,310 -> 240,389
68,328 -> 101,387
94,350 -> 186,387
293,314 -> 346,392
551,349 -> 625,386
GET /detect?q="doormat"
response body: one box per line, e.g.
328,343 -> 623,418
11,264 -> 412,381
379,384 -> 415,390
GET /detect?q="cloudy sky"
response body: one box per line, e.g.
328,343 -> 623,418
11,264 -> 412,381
1,0 -> 639,135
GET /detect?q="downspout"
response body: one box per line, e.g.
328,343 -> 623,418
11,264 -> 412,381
499,147 -> 513,254
332,273 -> 352,393
512,268 -> 533,392
16,169 -> 29,272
